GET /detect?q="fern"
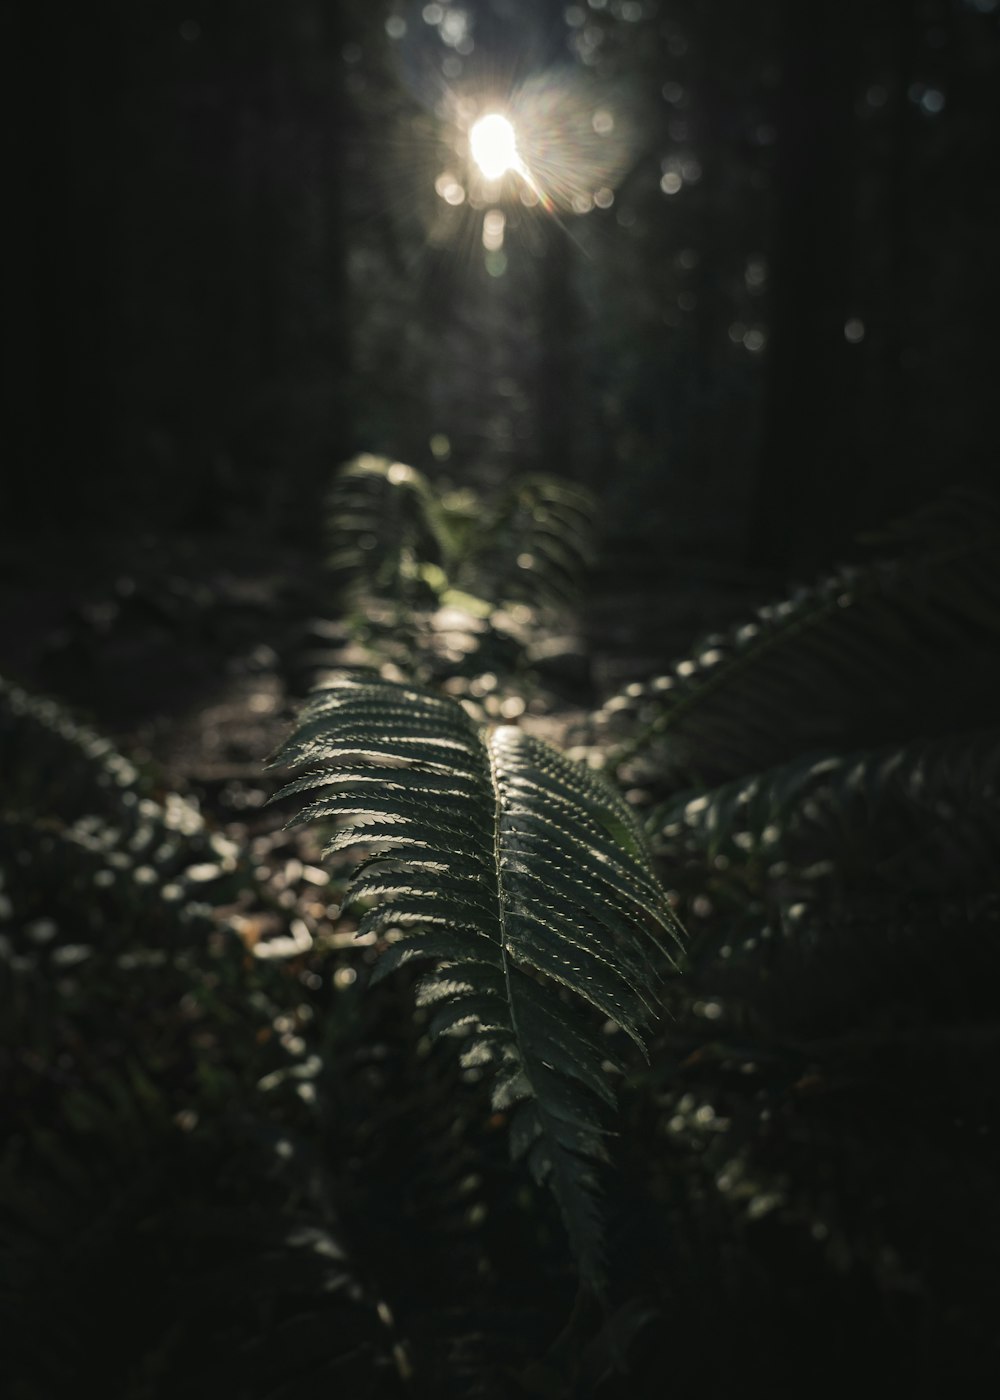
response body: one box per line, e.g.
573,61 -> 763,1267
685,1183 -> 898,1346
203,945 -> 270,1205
600,488 -> 1000,791
649,726 -> 1000,896
0,672 -> 157,822
326,455 -> 596,618
456,473 -> 598,615
0,677 -> 404,1398
326,454 -> 447,608
270,672 -> 682,1287
0,677 -> 250,964
0,675 -> 236,855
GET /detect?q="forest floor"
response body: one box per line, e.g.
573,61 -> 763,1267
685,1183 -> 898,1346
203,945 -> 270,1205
0,521 -> 766,780
0,517 -> 767,964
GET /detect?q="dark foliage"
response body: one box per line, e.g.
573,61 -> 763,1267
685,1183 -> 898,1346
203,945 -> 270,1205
4,0 -> 1000,1393
317,455 -> 597,697
600,488 -> 1000,791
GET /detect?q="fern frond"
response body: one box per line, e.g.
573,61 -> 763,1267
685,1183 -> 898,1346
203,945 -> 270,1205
649,726 -> 1000,894
0,672 -> 154,823
271,673 -> 682,1287
326,454 -> 447,606
0,676 -> 247,928
326,456 -> 597,619
600,488 -> 1000,790
460,474 -> 598,615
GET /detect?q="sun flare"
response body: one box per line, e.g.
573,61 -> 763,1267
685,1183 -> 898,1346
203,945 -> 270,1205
469,113 -> 520,181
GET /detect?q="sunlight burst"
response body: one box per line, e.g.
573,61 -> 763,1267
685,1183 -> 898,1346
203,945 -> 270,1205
469,113 -> 520,181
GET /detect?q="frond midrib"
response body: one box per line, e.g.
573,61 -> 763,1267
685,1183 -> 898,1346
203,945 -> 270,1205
487,729 -> 530,1109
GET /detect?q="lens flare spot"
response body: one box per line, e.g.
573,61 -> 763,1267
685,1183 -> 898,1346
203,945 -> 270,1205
483,208 -> 506,251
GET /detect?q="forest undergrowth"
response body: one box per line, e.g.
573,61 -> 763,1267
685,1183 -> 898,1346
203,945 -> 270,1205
3,466 -> 1000,1398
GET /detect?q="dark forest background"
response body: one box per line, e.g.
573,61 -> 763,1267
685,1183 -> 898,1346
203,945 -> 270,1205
3,2 -> 1000,1396
6,0 -> 999,570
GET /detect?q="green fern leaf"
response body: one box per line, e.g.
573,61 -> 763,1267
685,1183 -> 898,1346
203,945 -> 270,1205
327,456 -> 597,619
271,672 -> 682,1287
461,474 -> 598,614
601,488 -> 1000,790
650,726 -> 1000,894
326,454 -> 447,606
